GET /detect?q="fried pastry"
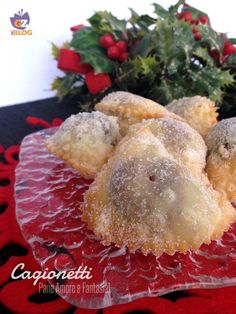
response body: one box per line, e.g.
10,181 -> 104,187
166,96 -> 218,137
45,111 -> 120,179
82,128 -> 235,256
95,91 -> 183,135
126,117 -> 207,175
206,118 -> 236,202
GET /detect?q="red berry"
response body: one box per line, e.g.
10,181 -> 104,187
116,41 -> 127,53
99,33 -> 115,49
223,41 -> 235,55
191,19 -> 199,25
181,11 -> 192,22
209,49 -> 220,64
199,15 -> 209,24
192,27 -> 198,34
107,46 -> 121,60
194,32 -> 202,41
119,52 -> 129,62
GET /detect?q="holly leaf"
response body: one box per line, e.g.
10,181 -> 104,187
218,69 -> 235,86
71,27 -> 100,50
140,56 -> 159,81
79,47 -> 116,73
193,47 -> 214,65
129,8 -> 155,30
152,3 -> 169,19
226,54 -> 236,66
197,25 -> 223,51
229,38 -> 236,45
51,74 -> 78,99
168,0 -> 185,15
130,34 -> 152,57
51,43 -> 59,60
71,27 -> 116,73
88,11 -> 126,38
154,20 -> 175,65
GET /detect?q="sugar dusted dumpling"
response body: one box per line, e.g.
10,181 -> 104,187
96,91 -> 183,135
126,117 -> 207,175
206,118 -> 236,203
81,128 -> 235,256
45,111 -> 120,179
166,96 -> 218,137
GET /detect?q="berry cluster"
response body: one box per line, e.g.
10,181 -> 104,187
179,7 -> 236,62
178,11 -> 209,41
99,33 -> 129,62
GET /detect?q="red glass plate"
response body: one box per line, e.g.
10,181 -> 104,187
15,128 -> 236,309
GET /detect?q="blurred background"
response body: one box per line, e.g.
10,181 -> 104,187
0,0 -> 235,107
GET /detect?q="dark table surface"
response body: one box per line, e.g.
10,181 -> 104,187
0,97 -> 80,148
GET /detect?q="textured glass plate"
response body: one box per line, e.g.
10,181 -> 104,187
15,128 -> 236,309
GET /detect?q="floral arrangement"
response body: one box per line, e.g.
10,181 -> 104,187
51,0 -> 236,111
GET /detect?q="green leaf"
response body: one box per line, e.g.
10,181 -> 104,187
129,9 -> 155,30
197,25 -> 223,51
51,43 -> 59,60
51,74 -> 78,99
168,0 -> 185,15
71,27 -> 100,50
229,38 -> 236,45
152,3 -> 169,19
218,69 -> 235,86
140,56 -> 159,81
79,47 -> 116,73
130,34 -> 152,57
88,11 -> 126,37
71,27 -> 116,73
226,54 -> 236,66
193,47 -> 214,65
154,20 -> 175,65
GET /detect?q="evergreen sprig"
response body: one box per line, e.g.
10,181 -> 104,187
52,0 -> 236,112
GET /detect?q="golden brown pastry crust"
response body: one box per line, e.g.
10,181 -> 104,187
81,129 -> 235,256
206,154 -> 236,203
166,96 -> 218,137
45,112 -> 120,179
95,91 -> 183,135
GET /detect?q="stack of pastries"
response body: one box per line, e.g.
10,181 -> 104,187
45,92 -> 236,257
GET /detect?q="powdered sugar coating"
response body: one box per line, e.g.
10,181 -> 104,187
82,129 -> 235,256
206,118 -> 236,202
166,96 -> 218,137
206,118 -> 236,158
54,111 -> 119,146
96,91 -> 182,135
127,118 -> 207,175
45,111 -> 120,178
